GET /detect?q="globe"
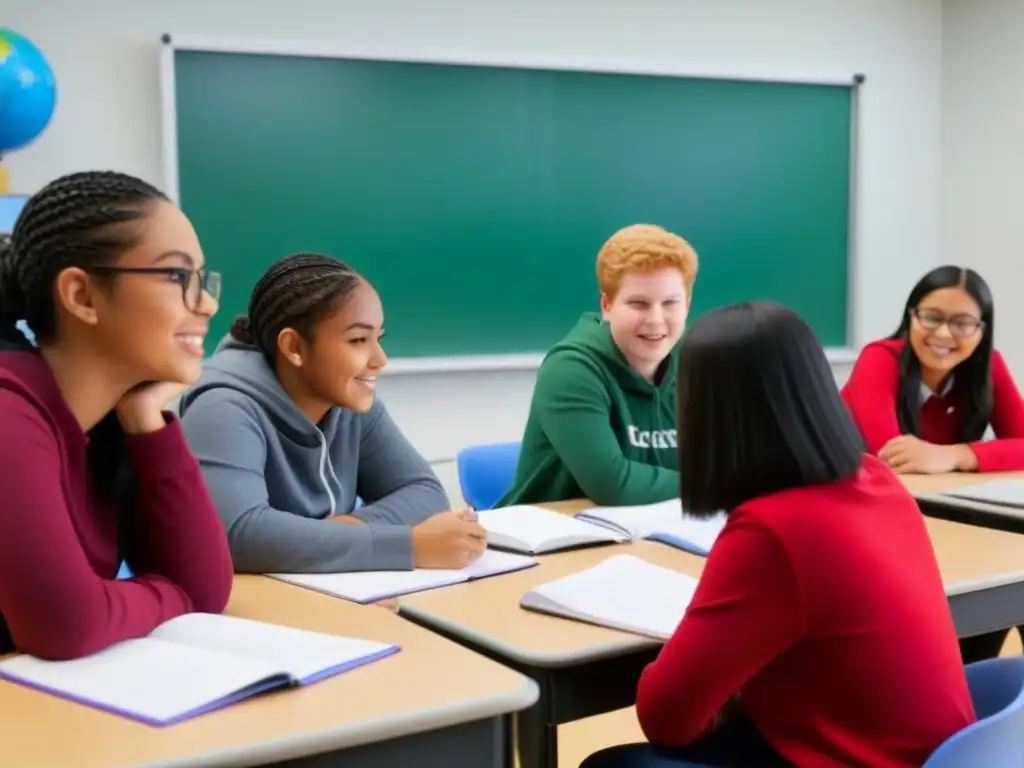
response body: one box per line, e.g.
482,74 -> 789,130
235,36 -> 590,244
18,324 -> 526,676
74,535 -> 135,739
0,29 -> 57,153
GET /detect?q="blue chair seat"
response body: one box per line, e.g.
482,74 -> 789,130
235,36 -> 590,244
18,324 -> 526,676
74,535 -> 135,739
923,656 -> 1024,765
456,441 -> 521,510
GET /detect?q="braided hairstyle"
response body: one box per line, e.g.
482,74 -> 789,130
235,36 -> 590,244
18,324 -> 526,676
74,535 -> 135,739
231,252 -> 364,366
0,171 -> 169,579
0,170 -> 167,346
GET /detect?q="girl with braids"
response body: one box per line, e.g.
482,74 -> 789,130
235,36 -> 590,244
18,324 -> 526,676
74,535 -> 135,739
0,171 -> 232,660
179,253 -> 485,573
841,265 -> 1024,664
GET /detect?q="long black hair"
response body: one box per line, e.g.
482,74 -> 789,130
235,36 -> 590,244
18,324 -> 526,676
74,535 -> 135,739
676,301 -> 864,514
888,266 -> 994,442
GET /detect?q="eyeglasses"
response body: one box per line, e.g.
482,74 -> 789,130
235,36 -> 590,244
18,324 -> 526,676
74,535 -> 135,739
910,307 -> 984,339
84,266 -> 222,311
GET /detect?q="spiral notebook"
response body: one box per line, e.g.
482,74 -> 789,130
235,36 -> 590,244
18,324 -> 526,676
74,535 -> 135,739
0,613 -> 399,726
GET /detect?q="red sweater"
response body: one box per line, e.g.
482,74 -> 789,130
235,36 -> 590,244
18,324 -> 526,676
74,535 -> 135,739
840,338 -> 1024,472
0,351 -> 233,660
635,455 -> 974,767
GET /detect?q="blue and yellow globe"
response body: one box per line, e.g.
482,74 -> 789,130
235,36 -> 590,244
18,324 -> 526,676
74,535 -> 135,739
0,28 -> 57,153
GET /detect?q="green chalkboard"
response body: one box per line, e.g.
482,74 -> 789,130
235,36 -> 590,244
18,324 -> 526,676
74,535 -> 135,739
172,47 -> 854,357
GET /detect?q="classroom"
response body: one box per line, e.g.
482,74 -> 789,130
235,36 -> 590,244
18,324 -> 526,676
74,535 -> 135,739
3,0 -> 1024,766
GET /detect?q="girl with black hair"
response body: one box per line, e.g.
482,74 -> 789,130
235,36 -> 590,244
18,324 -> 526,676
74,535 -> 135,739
843,266 -> 1024,663
179,253 -> 485,574
0,171 -> 232,660
842,265 -> 1024,474
581,302 -> 973,768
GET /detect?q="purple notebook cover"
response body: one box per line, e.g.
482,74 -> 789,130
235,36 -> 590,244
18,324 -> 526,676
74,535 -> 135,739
0,644 -> 400,727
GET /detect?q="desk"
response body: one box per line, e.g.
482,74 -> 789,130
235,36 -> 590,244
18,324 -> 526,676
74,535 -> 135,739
902,472 -> 1024,532
398,504 -> 1024,768
0,577 -> 537,768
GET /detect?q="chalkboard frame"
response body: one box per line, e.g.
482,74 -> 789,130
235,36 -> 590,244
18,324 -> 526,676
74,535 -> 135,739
158,33 -> 864,374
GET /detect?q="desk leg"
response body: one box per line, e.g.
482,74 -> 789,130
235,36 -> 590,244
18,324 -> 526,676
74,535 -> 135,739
516,669 -> 558,768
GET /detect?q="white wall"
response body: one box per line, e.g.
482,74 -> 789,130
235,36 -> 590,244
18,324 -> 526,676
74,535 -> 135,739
5,0 -> 944,496
943,0 -> 1024,381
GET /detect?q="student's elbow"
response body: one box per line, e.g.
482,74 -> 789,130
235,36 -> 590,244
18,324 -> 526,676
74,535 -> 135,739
583,483 -> 628,507
9,604 -> 122,661
635,675 -> 708,747
636,702 -> 708,748
572,463 -> 627,506
224,530 -> 273,575
576,467 -> 655,507
183,558 -> 233,614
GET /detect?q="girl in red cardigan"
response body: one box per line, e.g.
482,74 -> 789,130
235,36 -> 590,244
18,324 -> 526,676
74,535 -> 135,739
580,302 -> 973,768
841,265 -> 1024,475
841,266 -> 1024,662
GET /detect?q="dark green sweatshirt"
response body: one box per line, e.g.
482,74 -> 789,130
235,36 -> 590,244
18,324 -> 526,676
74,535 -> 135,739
498,312 -> 680,507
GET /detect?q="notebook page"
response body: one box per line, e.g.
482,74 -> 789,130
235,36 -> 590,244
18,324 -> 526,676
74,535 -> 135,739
578,499 -> 684,538
150,614 -> 398,685
643,511 -> 728,554
271,549 -> 536,603
941,479 -> 1024,508
522,554 -> 697,640
270,568 -> 466,604
462,548 -> 538,578
479,505 -> 626,551
0,638 -> 284,725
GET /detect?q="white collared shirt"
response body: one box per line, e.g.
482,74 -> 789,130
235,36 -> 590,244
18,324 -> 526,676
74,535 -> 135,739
920,375 -> 954,403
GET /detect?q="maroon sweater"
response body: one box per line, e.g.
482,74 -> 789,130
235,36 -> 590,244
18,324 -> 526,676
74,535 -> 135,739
0,351 -> 233,660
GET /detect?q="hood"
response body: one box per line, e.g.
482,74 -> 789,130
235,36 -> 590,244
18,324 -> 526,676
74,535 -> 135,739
552,312 -> 678,395
178,333 -> 339,446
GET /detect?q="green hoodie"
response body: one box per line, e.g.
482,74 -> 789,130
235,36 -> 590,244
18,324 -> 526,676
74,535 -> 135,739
498,312 -> 680,507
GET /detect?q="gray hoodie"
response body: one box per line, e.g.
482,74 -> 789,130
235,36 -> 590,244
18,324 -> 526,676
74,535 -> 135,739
178,335 -> 449,573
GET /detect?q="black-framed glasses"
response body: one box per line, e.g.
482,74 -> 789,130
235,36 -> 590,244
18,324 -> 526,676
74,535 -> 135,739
85,266 -> 222,311
910,307 -> 984,339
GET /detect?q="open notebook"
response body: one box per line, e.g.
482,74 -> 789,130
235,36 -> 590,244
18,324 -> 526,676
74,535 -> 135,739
269,549 -> 537,604
479,501 -> 726,556
520,554 -> 699,640
939,479 -> 1024,508
0,613 -> 398,726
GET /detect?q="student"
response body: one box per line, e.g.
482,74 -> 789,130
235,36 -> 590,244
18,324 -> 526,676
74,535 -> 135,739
0,171 -> 233,660
179,252 -> 485,573
841,265 -> 1024,662
498,224 -> 697,507
580,302 -> 974,768
842,265 -> 1024,474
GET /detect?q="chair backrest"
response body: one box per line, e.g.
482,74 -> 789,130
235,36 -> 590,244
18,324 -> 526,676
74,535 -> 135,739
923,656 -> 1024,766
456,442 -> 521,510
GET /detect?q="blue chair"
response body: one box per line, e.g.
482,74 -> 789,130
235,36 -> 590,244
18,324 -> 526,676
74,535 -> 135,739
923,656 -> 1024,766
456,441 -> 521,510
